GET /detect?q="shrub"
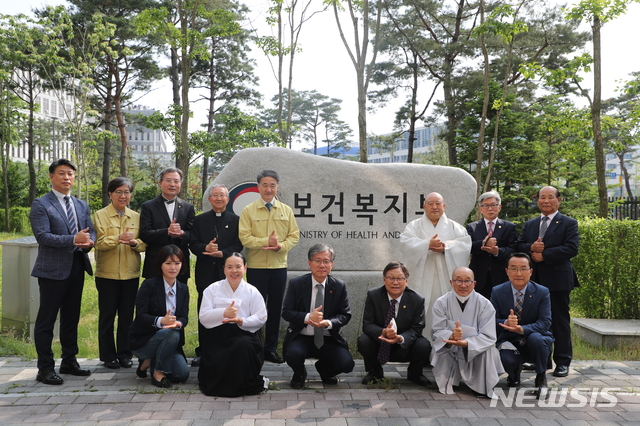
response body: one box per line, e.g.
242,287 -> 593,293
572,218 -> 640,319
0,208 -> 32,233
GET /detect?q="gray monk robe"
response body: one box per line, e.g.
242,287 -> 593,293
431,290 -> 504,398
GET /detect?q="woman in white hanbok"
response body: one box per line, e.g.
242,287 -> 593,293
198,252 -> 268,397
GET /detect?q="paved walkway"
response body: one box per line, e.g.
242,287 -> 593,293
0,358 -> 639,425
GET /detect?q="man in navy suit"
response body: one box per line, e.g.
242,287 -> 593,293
189,184 -> 242,366
140,167 -> 195,284
358,261 -> 432,387
30,159 -> 96,385
491,253 -> 554,399
466,191 -> 517,299
282,244 -> 355,389
516,186 -> 578,378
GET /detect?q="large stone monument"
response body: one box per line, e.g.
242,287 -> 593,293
205,147 -> 477,343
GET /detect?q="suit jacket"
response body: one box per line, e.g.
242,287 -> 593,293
189,210 -> 243,290
140,195 -> 195,280
282,274 -> 351,351
515,212 -> 579,292
362,285 -> 425,349
30,191 -> 96,280
491,281 -> 554,346
466,218 -> 517,291
128,276 -> 190,352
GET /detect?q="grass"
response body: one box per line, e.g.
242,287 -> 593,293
1,231 -> 639,362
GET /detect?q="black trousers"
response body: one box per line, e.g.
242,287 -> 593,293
550,290 -> 572,367
500,332 -> 553,378
34,251 -> 85,370
96,277 -> 139,362
247,268 -> 287,353
357,333 -> 432,376
285,335 -> 355,377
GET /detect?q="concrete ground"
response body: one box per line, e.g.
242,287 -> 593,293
0,358 -> 639,425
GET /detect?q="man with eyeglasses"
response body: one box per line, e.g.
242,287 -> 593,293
515,186 -> 578,378
189,184 -> 242,366
466,191 -> 517,299
239,170 -> 300,364
140,167 -> 195,284
491,253 -> 554,400
281,244 -> 354,389
400,192 -> 471,336
431,266 -> 503,398
358,261 -> 432,387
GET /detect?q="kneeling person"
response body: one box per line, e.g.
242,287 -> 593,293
282,244 -> 355,389
491,253 -> 553,399
358,261 -> 432,386
431,267 -> 504,398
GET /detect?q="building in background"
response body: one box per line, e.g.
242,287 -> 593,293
605,152 -> 639,197
123,106 -> 173,169
367,125 -> 443,163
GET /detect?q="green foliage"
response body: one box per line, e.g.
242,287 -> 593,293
0,208 -> 32,233
573,218 -> 640,319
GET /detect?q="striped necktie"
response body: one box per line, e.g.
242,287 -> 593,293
64,196 -> 77,235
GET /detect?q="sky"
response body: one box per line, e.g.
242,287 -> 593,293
6,0 -> 640,151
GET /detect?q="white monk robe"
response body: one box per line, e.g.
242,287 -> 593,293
400,212 -> 471,337
430,290 -> 504,398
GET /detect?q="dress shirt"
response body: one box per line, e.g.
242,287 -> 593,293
301,278 -> 332,336
155,279 -> 180,329
52,188 -> 78,231
539,211 -> 558,233
386,293 -> 405,345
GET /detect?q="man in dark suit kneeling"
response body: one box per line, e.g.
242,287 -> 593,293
491,253 -> 554,400
282,244 -> 355,389
358,261 -> 432,386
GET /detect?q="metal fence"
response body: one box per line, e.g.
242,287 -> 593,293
609,196 -> 640,220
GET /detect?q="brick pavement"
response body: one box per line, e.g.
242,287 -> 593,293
0,358 -> 638,425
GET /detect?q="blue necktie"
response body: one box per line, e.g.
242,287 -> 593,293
64,196 -> 77,235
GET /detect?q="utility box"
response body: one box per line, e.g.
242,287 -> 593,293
0,236 -> 40,340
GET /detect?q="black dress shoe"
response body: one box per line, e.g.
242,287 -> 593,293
104,360 -> 121,369
522,362 -> 536,371
36,369 -> 64,385
507,364 -> 522,387
553,365 -> 569,377
290,369 -> 307,389
119,358 -> 133,368
407,373 -> 431,387
151,375 -> 172,388
361,371 -> 384,385
315,361 -> 338,385
191,356 -> 201,367
136,360 -> 148,378
265,351 -> 284,364
59,361 -> 91,376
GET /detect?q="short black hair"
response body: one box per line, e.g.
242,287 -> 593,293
383,261 -> 410,279
107,177 -> 134,194
225,252 -> 246,266
154,244 -> 186,277
257,170 -> 279,184
49,158 -> 76,174
507,252 -> 533,269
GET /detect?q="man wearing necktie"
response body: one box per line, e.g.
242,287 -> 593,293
516,186 -> 578,378
140,168 -> 195,284
358,261 -> 432,387
491,253 -> 554,400
239,170 -> 300,364
30,159 -> 96,385
466,191 -> 517,299
282,244 -> 354,389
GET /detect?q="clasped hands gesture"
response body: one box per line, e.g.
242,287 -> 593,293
262,230 -> 282,251
168,218 -> 184,238
161,309 -> 182,329
499,309 -> 524,334
442,320 -> 468,347
378,322 -> 402,344
481,231 -> 499,255
118,227 -> 137,246
429,234 -> 445,253
222,301 -> 243,325
74,227 -> 94,248
203,237 -> 222,257
305,305 -> 330,328
530,237 -> 545,262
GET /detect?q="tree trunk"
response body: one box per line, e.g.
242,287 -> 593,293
27,91 -> 36,206
101,101 -> 113,208
592,16 -> 607,218
475,0 -> 489,213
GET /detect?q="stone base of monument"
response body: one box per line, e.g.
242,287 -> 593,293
287,270 -> 387,346
572,318 -> 640,348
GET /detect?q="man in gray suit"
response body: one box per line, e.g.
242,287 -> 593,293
30,159 -> 96,385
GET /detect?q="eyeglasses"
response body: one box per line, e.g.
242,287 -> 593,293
480,203 -> 500,208
452,279 -> 474,286
114,190 -> 131,196
385,276 -> 407,283
507,267 -> 531,273
162,179 -> 181,184
311,259 -> 333,265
